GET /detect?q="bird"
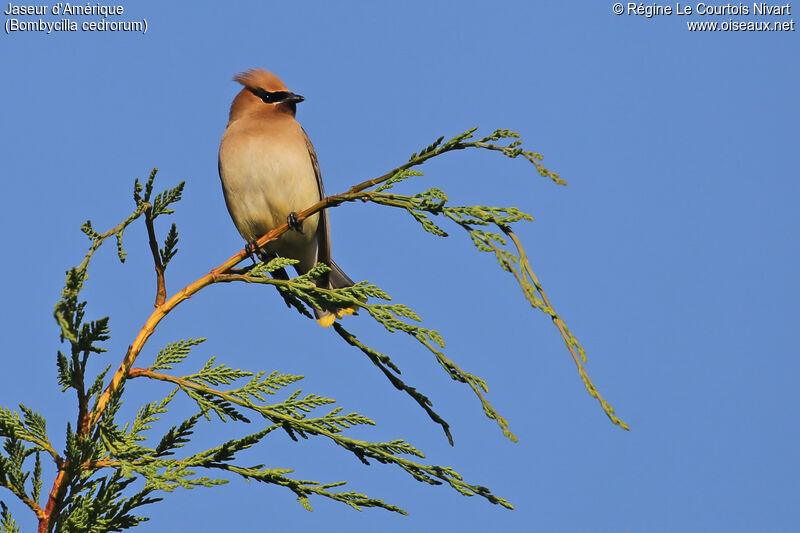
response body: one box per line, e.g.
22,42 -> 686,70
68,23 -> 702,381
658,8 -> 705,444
218,68 -> 356,327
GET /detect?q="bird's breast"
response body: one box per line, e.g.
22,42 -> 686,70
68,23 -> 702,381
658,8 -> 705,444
218,120 -> 320,256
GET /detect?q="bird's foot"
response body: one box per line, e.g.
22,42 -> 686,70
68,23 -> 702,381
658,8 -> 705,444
245,241 -> 260,264
287,212 -> 303,232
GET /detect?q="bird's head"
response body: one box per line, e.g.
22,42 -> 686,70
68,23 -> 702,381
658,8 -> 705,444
228,69 -> 305,121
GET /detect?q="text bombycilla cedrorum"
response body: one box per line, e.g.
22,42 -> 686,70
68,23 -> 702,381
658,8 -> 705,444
218,68 -> 355,327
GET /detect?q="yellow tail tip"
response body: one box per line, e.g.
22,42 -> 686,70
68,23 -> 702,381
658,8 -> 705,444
335,307 -> 357,318
317,314 -> 337,328
317,307 -> 358,327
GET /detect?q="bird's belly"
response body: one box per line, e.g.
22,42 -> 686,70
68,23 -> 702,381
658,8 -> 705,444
220,138 -> 320,259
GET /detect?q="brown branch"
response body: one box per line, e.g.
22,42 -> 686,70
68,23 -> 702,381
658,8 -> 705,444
143,203 -> 167,307
76,356 -> 89,435
39,469 -> 65,533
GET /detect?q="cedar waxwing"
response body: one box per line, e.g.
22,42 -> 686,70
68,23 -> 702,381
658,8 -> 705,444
218,68 -> 356,327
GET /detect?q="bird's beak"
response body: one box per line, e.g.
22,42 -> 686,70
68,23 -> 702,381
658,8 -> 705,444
283,92 -> 305,104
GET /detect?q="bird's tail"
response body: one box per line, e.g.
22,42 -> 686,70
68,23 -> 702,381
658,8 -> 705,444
315,259 -> 358,327
327,259 -> 354,289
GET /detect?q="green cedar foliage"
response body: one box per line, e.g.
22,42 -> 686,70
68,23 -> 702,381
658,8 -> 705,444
0,129 -> 626,532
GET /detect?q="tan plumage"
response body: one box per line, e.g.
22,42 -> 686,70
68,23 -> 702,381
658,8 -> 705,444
218,68 -> 354,326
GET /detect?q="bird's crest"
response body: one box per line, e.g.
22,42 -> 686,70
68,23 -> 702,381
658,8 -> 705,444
233,69 -> 289,92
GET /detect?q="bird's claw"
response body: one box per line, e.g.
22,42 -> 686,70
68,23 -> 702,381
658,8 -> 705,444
287,212 -> 302,232
245,241 -> 259,264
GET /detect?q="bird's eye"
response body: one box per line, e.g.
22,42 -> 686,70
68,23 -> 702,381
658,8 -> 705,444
251,88 -> 275,103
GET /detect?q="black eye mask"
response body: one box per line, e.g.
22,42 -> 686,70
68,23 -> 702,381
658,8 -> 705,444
249,87 -> 305,105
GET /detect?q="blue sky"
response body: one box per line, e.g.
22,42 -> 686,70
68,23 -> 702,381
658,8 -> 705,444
1,1 -> 798,531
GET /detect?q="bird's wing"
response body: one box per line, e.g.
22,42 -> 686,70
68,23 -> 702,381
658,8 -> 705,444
301,127 -> 332,266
